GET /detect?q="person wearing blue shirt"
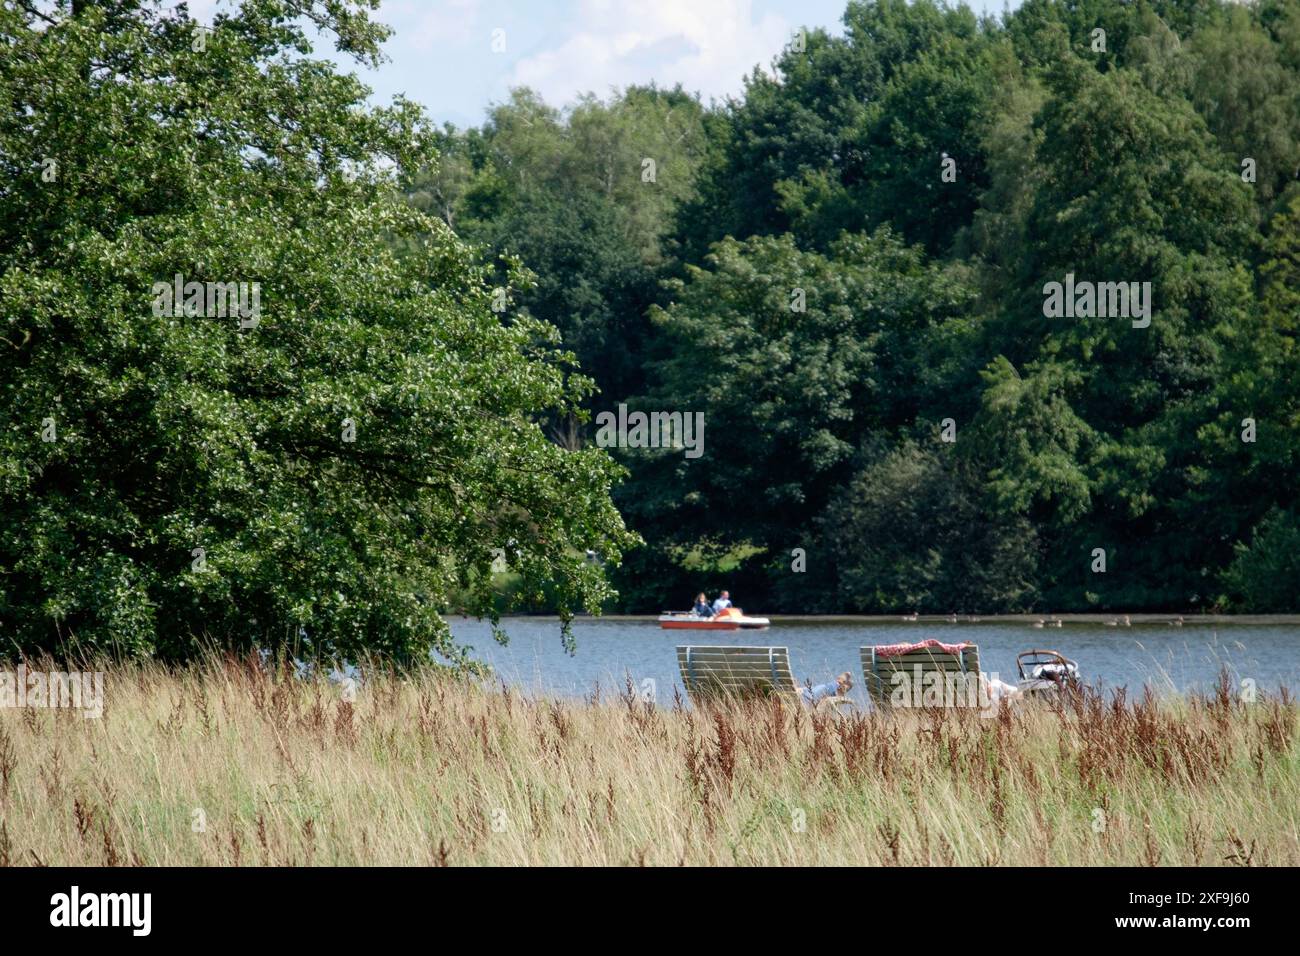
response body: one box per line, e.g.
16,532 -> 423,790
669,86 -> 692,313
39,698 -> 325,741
800,672 -> 853,706
692,593 -> 714,618
711,590 -> 732,614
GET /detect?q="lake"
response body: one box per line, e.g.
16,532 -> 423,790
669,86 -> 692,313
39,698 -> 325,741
448,616 -> 1300,708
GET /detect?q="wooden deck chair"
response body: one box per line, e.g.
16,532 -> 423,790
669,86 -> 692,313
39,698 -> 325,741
861,641 -> 982,710
677,645 -> 851,713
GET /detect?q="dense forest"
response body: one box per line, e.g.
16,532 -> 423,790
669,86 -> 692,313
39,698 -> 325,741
4,1 -> 1300,664
410,0 -> 1300,616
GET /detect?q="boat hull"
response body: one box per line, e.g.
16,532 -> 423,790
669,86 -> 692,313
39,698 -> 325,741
659,619 -> 739,630
658,608 -> 771,630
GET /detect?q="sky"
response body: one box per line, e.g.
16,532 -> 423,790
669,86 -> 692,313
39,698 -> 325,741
190,0 -> 1024,129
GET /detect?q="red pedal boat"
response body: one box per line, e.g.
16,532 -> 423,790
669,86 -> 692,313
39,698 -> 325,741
658,606 -> 771,630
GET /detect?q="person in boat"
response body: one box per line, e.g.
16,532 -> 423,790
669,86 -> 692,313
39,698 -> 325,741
800,672 -> 852,706
692,593 -> 715,618
711,590 -> 732,614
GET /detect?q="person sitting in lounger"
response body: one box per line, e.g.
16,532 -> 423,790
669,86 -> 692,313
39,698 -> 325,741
800,672 -> 852,706
693,593 -> 714,618
985,675 -> 1021,704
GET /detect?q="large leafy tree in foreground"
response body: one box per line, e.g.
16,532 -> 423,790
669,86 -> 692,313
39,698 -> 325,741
0,0 -> 634,662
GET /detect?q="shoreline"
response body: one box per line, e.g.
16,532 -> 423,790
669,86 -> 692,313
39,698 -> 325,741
459,613 -> 1300,626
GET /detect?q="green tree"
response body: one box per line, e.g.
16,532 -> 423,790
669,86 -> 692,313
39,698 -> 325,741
1200,186 -> 1300,608
678,1 -> 996,259
782,4 -> 1001,255
1223,508 -> 1300,611
822,440 -> 1039,612
0,0 -> 635,662
976,60 -> 1258,608
619,228 -> 975,608
674,25 -> 872,261
408,86 -> 710,410
1188,5 -> 1300,203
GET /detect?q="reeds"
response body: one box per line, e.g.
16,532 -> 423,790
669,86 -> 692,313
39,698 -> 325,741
0,655 -> 1295,865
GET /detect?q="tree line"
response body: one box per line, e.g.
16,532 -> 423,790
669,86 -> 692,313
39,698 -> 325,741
411,0 -> 1300,615
4,1 -> 1299,666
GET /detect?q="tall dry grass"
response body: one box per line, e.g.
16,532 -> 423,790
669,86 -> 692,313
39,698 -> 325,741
0,655 -> 1296,865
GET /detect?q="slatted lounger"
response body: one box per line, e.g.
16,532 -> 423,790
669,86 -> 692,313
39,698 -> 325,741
861,640 -> 982,709
677,645 -> 850,712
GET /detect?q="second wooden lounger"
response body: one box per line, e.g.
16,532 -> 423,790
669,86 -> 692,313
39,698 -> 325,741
861,639 -> 981,709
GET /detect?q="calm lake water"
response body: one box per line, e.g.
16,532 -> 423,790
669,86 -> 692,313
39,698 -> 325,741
448,617 -> 1300,708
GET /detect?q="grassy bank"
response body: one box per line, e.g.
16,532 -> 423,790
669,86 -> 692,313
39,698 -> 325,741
0,658 -> 1296,865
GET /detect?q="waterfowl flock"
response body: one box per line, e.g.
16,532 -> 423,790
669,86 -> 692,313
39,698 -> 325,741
898,612 -> 1189,629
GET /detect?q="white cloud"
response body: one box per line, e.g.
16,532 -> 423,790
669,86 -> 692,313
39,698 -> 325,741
506,0 -> 792,106
382,0 -> 482,51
